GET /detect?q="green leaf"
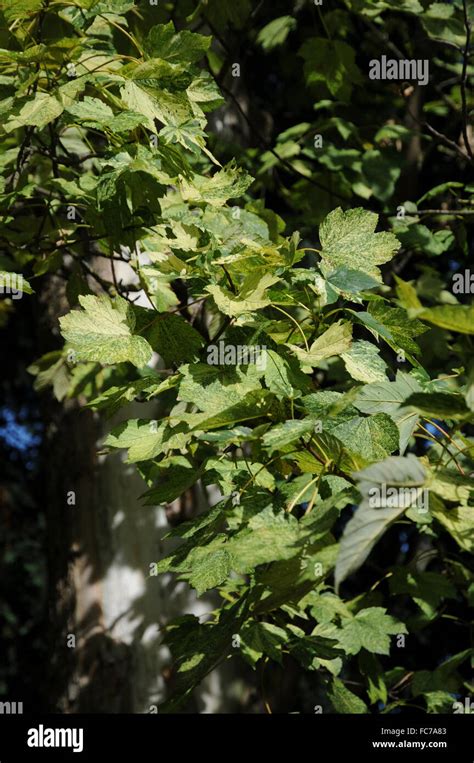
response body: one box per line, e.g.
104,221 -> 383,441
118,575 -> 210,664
341,340 -> 388,383
255,542 -> 341,614
338,607 -> 406,656
331,413 -> 399,467
327,677 -> 368,713
411,650 -> 473,698
5,92 -> 64,131
186,72 -> 224,111
5,78 -> 84,132
366,301 -> 426,356
59,295 -> 152,368
207,272 -> 279,316
418,305 -> 474,335
178,362 -> 262,413
389,569 -> 457,617
394,275 -> 422,310
115,110 -> 148,133
143,313 -> 204,366
186,547 -> 233,596
159,598 -> 248,712
188,390 -> 275,431
204,457 -> 274,494
354,371 -> 422,453
421,3 -> 466,47
204,0 -> 252,30
227,508 -> 302,572
106,419 -> 164,462
180,161 -> 253,206
105,419 -> 188,463
335,455 -> 427,588
299,39 -> 362,101
144,23 -> 211,63
318,208 -> 399,282
418,181 -> 464,204
0,271 -> 33,295
159,118 -> 209,155
142,456 -> 201,504
139,270 -> 179,312
326,268 -> 380,294
27,350 -> 69,401
262,419 -> 315,454
359,652 -> 388,705
120,80 -> 193,132
404,392 -> 472,421
263,349 -> 311,399
429,469 -> 473,506
432,505 -> 474,553
240,621 -> 288,666
425,691 -> 460,713
288,320 -> 352,366
394,222 -> 454,257
257,16 -> 297,51
290,633 -> 343,673
2,0 -> 44,21
88,376 -> 176,419
65,96 -> 114,126
362,149 -> 401,202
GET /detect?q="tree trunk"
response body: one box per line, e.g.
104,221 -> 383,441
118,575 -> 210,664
39,277 -> 232,713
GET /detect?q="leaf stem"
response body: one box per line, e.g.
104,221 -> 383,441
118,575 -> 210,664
273,305 -> 310,353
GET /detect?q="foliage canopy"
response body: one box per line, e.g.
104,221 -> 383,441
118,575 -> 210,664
1,0 -> 473,713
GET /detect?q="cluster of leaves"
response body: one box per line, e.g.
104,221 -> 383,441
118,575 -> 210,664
1,0 -> 473,713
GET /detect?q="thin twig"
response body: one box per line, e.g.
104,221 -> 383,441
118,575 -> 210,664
215,78 -> 348,202
403,90 -> 472,163
418,208 -> 474,216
